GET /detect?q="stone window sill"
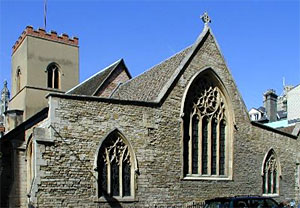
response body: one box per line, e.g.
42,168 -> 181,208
262,194 -> 279,198
94,196 -> 138,203
183,175 -> 232,181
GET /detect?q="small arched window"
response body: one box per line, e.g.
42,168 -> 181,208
182,69 -> 233,179
262,149 -> 280,195
16,67 -> 21,92
47,63 -> 60,89
96,131 -> 135,199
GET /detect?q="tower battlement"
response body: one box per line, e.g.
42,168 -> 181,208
12,26 -> 79,54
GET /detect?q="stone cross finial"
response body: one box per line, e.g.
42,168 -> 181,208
201,12 -> 211,25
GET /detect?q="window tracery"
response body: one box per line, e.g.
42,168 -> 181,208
97,133 -> 132,198
47,63 -> 60,89
263,150 -> 279,195
183,74 -> 231,179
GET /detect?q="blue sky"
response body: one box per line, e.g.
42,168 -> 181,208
0,0 -> 299,109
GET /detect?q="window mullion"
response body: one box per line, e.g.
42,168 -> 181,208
120,159 -> 123,197
271,170 -> 274,194
198,115 -> 202,175
224,124 -> 227,176
188,112 -> 193,175
107,155 -> 111,195
216,120 -> 220,176
207,118 -> 212,176
52,70 -> 55,88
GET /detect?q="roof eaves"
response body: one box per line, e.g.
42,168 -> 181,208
47,92 -> 159,108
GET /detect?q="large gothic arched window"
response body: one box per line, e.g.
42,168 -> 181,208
47,63 -> 60,89
96,131 -> 134,198
262,149 -> 280,195
182,70 -> 233,179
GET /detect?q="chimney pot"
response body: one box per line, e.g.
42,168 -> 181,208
264,89 -> 278,122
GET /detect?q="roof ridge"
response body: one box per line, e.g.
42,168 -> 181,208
154,26 -> 210,102
92,59 -> 124,95
66,58 -> 123,94
115,45 -> 193,90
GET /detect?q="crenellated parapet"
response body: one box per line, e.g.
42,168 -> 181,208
12,26 -> 79,54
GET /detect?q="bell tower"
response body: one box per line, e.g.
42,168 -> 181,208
9,26 -> 79,120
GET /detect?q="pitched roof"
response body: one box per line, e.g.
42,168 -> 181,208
257,106 -> 266,113
111,46 -> 192,101
67,59 -> 124,96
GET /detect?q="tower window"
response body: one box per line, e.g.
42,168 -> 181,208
47,63 -> 60,89
16,68 -> 21,92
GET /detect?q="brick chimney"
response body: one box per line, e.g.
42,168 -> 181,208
264,89 -> 278,122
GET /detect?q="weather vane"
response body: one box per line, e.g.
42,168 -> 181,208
201,12 -> 211,25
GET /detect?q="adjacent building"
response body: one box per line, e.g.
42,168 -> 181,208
249,84 -> 300,131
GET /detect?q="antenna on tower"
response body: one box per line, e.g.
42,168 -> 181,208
283,76 -> 285,88
44,0 -> 47,30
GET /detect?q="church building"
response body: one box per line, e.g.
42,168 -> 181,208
1,13 -> 300,208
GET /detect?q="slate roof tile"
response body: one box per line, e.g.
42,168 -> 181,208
111,46 -> 192,101
67,59 -> 122,96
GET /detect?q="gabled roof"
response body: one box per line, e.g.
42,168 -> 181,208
51,25 -> 249,117
111,26 -> 214,103
111,46 -> 192,101
67,59 -> 131,96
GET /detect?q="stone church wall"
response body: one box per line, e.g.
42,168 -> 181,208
33,33 -> 300,207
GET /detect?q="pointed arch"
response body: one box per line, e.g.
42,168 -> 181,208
181,68 -> 234,180
262,148 -> 281,195
16,67 -> 21,93
26,134 -> 34,193
94,128 -> 137,199
46,62 -> 60,89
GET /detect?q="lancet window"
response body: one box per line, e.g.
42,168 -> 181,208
16,67 -> 21,92
183,74 -> 231,178
97,132 -> 133,198
262,150 -> 279,195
